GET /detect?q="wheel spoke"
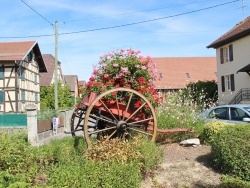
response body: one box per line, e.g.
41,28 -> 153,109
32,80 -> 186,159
87,126 -> 116,135
122,92 -> 133,121
127,117 -> 154,125
99,99 -> 119,122
89,113 -> 116,125
105,130 -> 117,141
126,102 -> 146,122
124,130 -> 134,139
115,94 -> 121,121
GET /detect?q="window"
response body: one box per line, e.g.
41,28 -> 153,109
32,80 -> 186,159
21,90 -> 25,102
0,67 -> 3,78
35,93 -> 38,103
220,44 -> 233,64
209,107 -> 228,120
27,51 -> 34,62
230,107 -> 249,121
21,67 -> 25,80
221,74 -> 235,92
0,90 -> 3,103
34,74 -> 37,84
159,73 -> 163,78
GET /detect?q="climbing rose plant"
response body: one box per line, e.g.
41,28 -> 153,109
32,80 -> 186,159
84,49 -> 161,108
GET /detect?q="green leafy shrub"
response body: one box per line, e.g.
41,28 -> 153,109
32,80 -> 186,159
47,160 -> 141,188
156,91 -> 206,143
200,121 -> 230,144
220,175 -> 250,188
0,131 -> 161,188
210,125 -> 250,181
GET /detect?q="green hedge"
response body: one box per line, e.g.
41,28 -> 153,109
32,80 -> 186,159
210,124 -> 250,181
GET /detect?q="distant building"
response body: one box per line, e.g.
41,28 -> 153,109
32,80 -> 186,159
64,75 -> 79,104
0,41 -> 47,112
153,57 -> 217,97
40,54 -> 65,86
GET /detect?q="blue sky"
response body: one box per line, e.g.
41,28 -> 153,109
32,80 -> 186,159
1,0 -> 250,81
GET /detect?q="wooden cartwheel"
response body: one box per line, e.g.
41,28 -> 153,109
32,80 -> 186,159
70,87 -> 194,148
70,88 -> 157,147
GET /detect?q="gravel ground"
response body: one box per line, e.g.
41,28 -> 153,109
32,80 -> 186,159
141,143 -> 222,188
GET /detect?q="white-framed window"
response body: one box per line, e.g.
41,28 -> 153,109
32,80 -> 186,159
21,90 -> 25,103
21,67 -> 25,80
225,75 -> 231,91
34,74 -> 37,84
220,44 -> 233,64
221,74 -> 235,92
35,93 -> 38,103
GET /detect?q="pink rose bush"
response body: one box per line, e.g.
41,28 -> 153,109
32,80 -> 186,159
84,49 -> 162,108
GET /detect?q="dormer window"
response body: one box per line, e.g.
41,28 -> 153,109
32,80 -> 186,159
159,73 -> 163,78
186,73 -> 190,78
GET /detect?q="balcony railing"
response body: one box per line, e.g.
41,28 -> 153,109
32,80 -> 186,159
229,88 -> 250,104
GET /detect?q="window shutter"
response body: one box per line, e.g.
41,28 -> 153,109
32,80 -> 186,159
221,76 -> 225,92
220,48 -> 224,64
229,44 -> 233,61
230,74 -> 235,91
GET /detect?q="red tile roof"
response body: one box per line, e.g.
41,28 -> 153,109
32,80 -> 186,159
40,54 -> 62,86
0,41 -> 47,72
0,41 -> 37,60
153,57 -> 217,89
207,16 -> 250,48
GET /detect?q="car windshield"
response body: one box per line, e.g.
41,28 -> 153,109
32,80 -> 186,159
243,107 -> 250,113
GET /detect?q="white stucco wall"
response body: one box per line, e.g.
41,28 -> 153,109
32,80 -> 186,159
216,35 -> 250,104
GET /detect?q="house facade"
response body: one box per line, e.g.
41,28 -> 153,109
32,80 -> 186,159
0,41 -> 47,112
153,57 -> 217,97
64,75 -> 79,104
207,16 -> 250,104
40,54 -> 64,87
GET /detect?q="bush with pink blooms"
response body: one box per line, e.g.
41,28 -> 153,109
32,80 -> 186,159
84,49 -> 161,108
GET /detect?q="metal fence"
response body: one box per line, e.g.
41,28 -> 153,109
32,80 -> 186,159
0,113 -> 27,127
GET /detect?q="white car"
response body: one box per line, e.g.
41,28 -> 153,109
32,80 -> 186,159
200,104 -> 250,124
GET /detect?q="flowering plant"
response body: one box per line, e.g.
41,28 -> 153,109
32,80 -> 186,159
84,49 -> 161,108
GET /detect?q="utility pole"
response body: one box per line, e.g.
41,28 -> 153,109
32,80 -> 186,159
54,21 -> 58,111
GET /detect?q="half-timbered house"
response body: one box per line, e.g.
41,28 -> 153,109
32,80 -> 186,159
0,41 -> 47,112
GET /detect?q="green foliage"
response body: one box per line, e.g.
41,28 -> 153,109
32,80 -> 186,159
47,160 -> 141,188
220,175 -> 250,188
37,109 -> 57,120
182,80 -> 218,109
156,91 -> 206,142
210,125 -> 250,181
40,82 -> 74,110
200,121 -> 230,144
0,131 -> 161,188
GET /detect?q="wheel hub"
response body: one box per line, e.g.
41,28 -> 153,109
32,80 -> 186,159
117,121 -> 127,132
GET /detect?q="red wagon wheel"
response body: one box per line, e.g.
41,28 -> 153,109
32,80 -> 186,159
83,88 -> 157,147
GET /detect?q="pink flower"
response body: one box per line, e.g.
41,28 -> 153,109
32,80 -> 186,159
113,63 -> 119,67
116,73 -> 124,79
141,66 -> 146,70
104,74 -> 109,78
93,69 -> 99,75
121,67 -> 128,73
